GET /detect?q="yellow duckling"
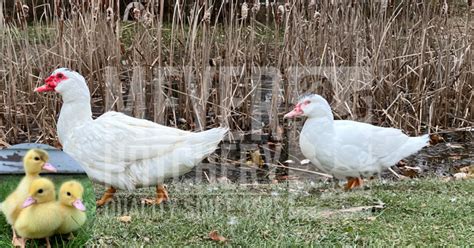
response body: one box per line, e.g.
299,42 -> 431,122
0,149 -> 57,245
14,178 -> 63,248
56,180 -> 87,235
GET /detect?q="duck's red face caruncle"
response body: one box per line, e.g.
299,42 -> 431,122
284,100 -> 311,118
34,72 -> 68,92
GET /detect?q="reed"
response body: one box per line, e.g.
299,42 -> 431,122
0,0 -> 472,149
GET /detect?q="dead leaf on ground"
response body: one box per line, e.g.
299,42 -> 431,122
453,172 -> 469,180
399,166 -> 422,178
453,172 -> 467,180
429,134 -> 444,145
453,165 -> 474,180
118,215 -> 132,223
459,165 -> 474,174
245,150 -> 264,168
209,230 -> 227,242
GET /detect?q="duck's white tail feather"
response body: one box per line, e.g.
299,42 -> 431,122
385,134 -> 429,166
190,127 -> 228,155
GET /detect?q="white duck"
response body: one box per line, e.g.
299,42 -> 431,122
284,94 -> 429,189
35,68 -> 228,206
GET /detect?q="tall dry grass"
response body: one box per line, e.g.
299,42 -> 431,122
0,0 -> 472,150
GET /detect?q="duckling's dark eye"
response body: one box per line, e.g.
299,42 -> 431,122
57,73 -> 64,78
38,189 -> 43,194
67,192 -> 71,196
34,157 -> 40,161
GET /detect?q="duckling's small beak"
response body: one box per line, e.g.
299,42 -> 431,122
22,196 -> 37,208
42,163 -> 57,172
72,199 -> 86,212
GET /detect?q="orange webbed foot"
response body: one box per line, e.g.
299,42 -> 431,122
141,185 -> 169,205
344,177 -> 364,190
96,186 -> 117,207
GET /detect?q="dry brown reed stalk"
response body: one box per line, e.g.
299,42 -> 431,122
0,0 -> 471,151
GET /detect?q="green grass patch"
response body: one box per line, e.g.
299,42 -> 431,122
92,178 -> 473,246
0,175 -> 95,248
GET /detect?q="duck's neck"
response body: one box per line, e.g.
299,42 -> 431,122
303,116 -> 334,130
301,116 -> 335,140
57,96 -> 93,145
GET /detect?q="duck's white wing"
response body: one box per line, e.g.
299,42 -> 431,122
65,112 -> 196,173
333,120 -> 410,165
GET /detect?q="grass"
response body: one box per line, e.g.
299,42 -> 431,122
93,178 -> 473,246
0,175 -> 95,248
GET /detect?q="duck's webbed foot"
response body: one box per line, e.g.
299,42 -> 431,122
96,186 -> 117,207
45,237 -> 51,248
14,237 -> 26,248
11,227 -> 23,247
141,184 -> 169,205
344,177 -> 363,190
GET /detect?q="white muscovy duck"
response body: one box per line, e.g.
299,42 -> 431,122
35,68 -> 228,206
284,94 -> 429,189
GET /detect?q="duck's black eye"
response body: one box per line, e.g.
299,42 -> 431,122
34,157 -> 40,161
57,73 -> 63,78
67,192 -> 71,196
38,189 -> 43,194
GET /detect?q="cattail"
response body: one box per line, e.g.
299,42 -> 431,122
441,0 -> 448,15
278,5 -> 285,15
22,4 -> 29,17
313,10 -> 321,20
276,5 -> 285,23
106,7 -> 114,21
241,2 -> 249,20
133,8 -> 141,20
92,6 -> 100,21
143,12 -> 153,26
252,2 -> 260,13
203,10 -> 211,23
265,0 -> 270,8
